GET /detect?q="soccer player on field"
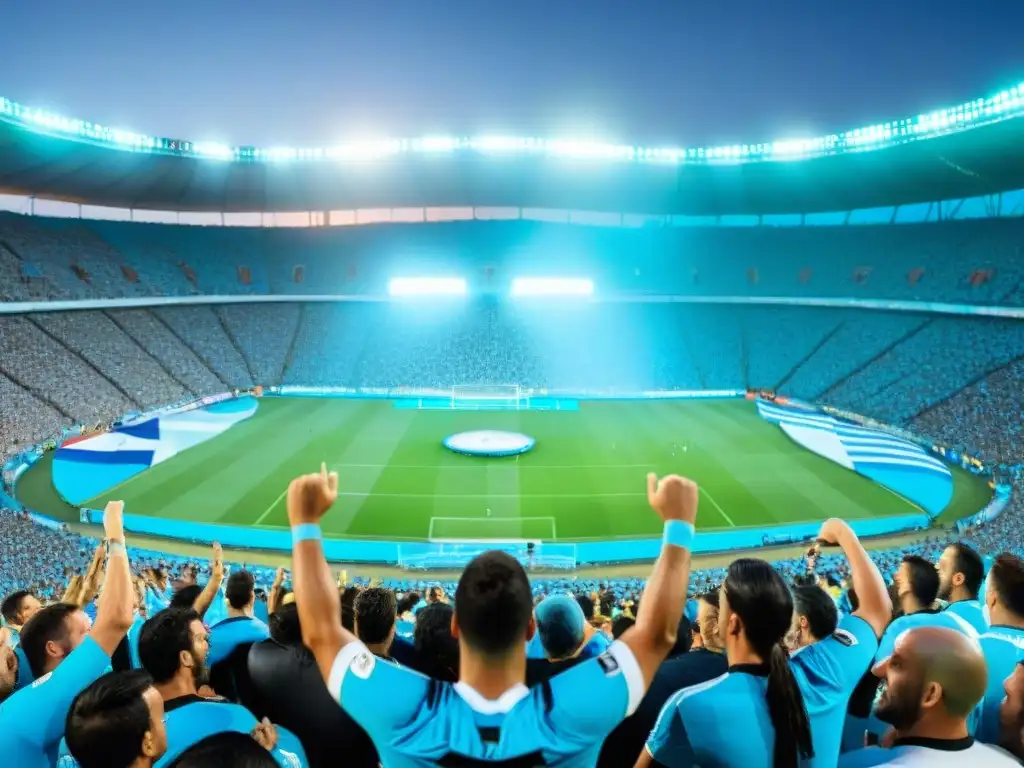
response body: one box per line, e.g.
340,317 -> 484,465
290,463 -> 698,766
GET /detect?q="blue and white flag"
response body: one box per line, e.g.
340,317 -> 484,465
757,400 -> 953,516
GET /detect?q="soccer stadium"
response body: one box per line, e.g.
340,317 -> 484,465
1,74 -> 1024,767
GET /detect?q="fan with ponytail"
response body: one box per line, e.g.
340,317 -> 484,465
724,559 -> 814,767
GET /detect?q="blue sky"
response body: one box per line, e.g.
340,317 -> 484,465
3,0 -> 1022,147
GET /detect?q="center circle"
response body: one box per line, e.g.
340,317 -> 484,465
443,430 -> 536,457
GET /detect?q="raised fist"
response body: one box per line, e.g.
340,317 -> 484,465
816,518 -> 853,547
646,474 -> 699,525
103,500 -> 125,541
287,462 -> 339,525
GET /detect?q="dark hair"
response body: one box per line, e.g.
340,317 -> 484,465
414,603 -> 459,682
396,592 -> 420,615
575,594 -> 595,621
139,608 -> 201,684
454,551 -> 533,656
1,590 -> 32,624
19,602 -> 80,678
170,585 -> 203,610
225,570 -> 255,610
847,586 -> 860,613
902,555 -> 940,606
65,670 -> 155,768
989,553 -> 1024,617
168,731 -> 277,767
948,543 -> 985,598
354,588 -> 397,645
611,616 -> 635,639
724,559 -> 814,767
269,603 -> 302,645
793,585 -> 839,640
341,586 -> 360,632
670,616 -> 693,657
698,590 -> 720,609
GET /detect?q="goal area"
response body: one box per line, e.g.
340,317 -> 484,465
451,384 -> 525,410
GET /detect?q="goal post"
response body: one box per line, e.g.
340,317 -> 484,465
451,384 -> 524,410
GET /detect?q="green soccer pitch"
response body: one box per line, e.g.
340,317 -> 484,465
17,397 -> 994,541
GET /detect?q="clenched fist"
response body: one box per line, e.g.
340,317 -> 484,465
287,462 -> 339,525
646,474 -> 699,525
103,500 -> 125,541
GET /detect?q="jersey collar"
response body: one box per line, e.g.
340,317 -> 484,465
453,681 -> 530,714
893,736 -> 974,752
728,662 -> 770,677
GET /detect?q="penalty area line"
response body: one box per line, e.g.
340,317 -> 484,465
699,486 -> 736,528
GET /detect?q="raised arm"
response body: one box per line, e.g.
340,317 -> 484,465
192,542 -> 225,618
268,568 -> 287,615
89,501 -> 135,656
618,474 -> 699,688
817,518 -> 891,638
289,464 -> 359,683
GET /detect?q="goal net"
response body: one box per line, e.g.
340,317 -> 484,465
451,384 -> 524,410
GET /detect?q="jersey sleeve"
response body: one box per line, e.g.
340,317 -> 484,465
645,691 -> 697,768
0,636 -> 110,751
327,641 -> 431,739
545,640 -> 645,744
874,616 -> 906,664
807,614 -> 880,691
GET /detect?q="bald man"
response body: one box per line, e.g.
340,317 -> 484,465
838,626 -> 1018,766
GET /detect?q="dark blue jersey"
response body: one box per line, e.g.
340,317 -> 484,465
329,639 -> 645,766
0,636 -> 110,768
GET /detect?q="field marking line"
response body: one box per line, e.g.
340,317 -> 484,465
428,516 -> 558,542
80,472 -> 151,508
337,491 -> 645,499
874,482 -> 926,513
333,463 -> 656,470
253,487 -> 289,526
699,486 -> 736,528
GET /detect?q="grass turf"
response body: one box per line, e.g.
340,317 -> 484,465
15,397 -> 995,542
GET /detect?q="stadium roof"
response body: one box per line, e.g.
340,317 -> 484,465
1,83 -> 1024,215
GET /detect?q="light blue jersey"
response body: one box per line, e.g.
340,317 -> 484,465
329,638 -> 644,766
793,615 -> 880,767
977,626 -> 1024,744
154,697 -> 306,768
0,636 -> 110,768
944,600 -> 988,635
208,615 -> 270,666
875,609 -> 979,664
647,615 -> 877,768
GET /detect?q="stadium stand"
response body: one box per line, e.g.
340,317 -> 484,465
5,89 -> 1024,766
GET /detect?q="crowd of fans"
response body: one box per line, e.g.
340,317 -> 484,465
5,212 -> 1024,305
3,472 -> 1024,766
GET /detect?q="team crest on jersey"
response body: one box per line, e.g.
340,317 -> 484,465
832,629 -> 857,647
597,652 -> 620,677
350,650 -> 376,679
31,671 -> 53,688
